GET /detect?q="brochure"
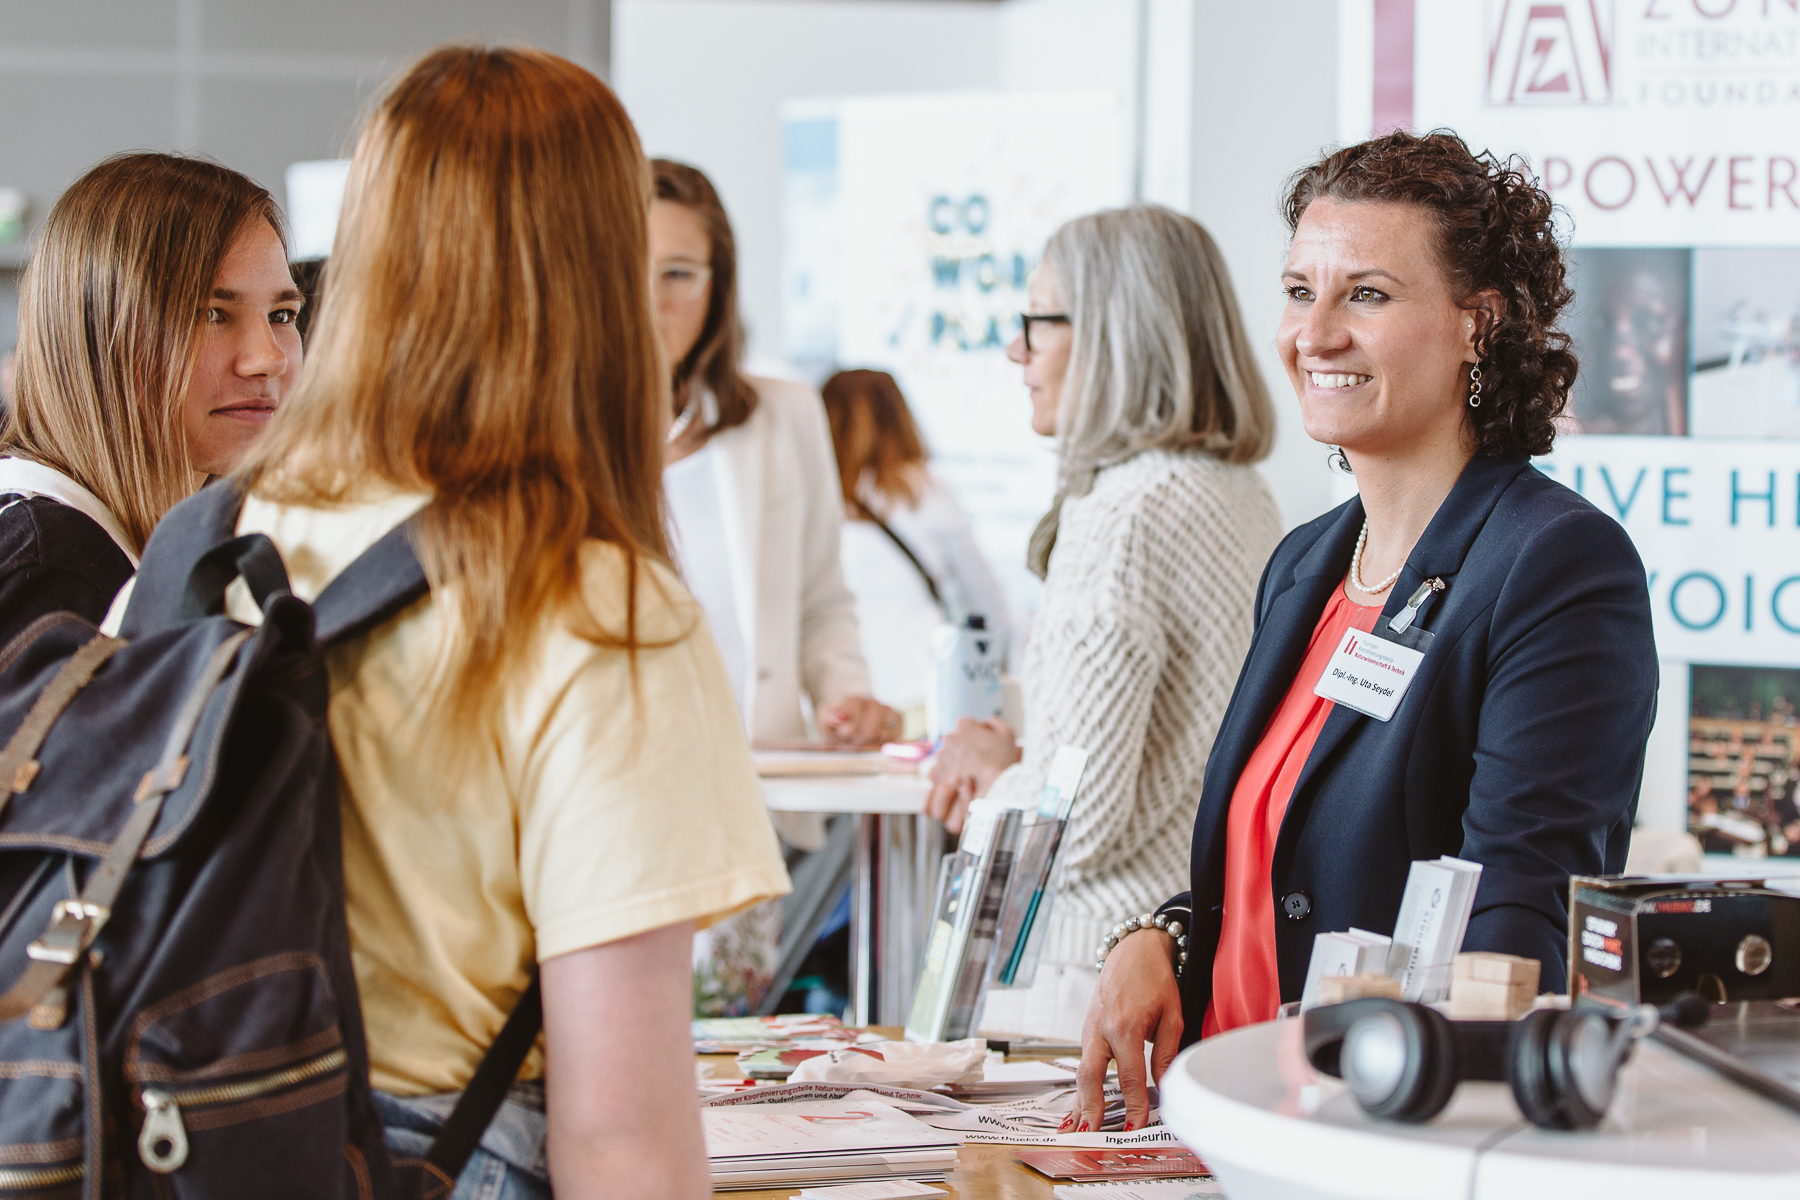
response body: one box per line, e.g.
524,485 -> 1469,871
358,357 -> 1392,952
798,1182 -> 946,1199
1016,1147 -> 1211,1182
944,806 -> 1021,1038
703,1099 -> 960,1191
905,802 -> 1020,1042
737,1045 -> 890,1080
1299,927 -> 1396,1011
992,746 -> 1092,989
943,1058 -> 1075,1100
989,816 -> 1062,987
693,1013 -> 860,1053
1390,856 -> 1482,1003
1052,1182 -> 1226,1198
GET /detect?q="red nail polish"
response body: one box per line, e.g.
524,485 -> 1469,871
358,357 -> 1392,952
1122,1121 -> 1134,1132
1079,1121 -> 1090,1133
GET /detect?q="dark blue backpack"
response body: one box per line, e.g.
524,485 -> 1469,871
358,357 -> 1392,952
0,484 -> 540,1199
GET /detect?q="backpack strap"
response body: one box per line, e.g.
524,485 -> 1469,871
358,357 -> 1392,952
0,633 -> 126,820
310,519 -> 430,647
116,483 -> 247,639
121,482 -> 429,646
421,977 -> 544,1183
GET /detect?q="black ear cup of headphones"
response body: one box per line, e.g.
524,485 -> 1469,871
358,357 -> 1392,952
1337,1000 -> 1461,1122
1303,998 -> 1464,1123
1305,997 -> 1644,1131
1508,1007 -> 1622,1131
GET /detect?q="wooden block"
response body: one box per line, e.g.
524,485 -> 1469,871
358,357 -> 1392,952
1447,976 -> 1534,1019
1450,977 -> 1533,1003
1319,972 -> 1403,1005
1452,952 -> 1540,992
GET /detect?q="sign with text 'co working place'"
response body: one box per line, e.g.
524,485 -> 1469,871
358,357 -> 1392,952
781,91 -> 1131,645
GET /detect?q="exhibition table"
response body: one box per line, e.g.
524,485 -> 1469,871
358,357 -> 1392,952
1159,1012 -> 1800,1200
761,774 -> 936,1027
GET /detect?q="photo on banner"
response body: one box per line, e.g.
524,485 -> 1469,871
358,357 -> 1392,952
1691,248 -> 1800,441
1564,248 -> 1689,437
1687,664 -> 1800,857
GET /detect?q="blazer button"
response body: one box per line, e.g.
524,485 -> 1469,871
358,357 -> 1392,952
1281,890 -> 1312,920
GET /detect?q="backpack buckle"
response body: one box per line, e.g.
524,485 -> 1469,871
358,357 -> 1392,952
26,900 -> 110,965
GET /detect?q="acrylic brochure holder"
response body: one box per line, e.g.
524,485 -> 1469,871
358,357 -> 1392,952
904,746 -> 1090,1043
990,745 -> 1090,991
904,802 -> 1020,1043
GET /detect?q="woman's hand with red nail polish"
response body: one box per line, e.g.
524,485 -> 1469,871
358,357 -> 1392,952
1072,928 -> 1185,1134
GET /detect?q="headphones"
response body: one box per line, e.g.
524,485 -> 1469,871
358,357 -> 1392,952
1302,997 -> 1674,1130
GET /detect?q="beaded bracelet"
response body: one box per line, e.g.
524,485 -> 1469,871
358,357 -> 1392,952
1095,911 -> 1187,978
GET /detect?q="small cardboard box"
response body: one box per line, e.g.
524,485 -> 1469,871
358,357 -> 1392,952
1569,875 -> 1800,1009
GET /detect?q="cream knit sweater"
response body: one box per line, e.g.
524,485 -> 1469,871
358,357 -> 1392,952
987,447 -> 1283,969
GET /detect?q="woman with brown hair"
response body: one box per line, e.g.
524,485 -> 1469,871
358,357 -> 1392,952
651,160 -> 892,746
651,160 -> 894,1016
0,153 -> 302,644
1068,131 -> 1657,1133
225,48 -> 788,1197
821,367 -> 1011,717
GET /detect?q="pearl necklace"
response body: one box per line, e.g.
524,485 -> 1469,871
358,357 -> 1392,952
1350,517 -> 1404,596
667,394 -> 698,444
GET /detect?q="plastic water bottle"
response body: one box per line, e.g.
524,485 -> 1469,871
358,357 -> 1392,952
927,615 -> 1003,740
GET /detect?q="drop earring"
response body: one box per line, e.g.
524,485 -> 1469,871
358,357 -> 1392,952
1468,364 -> 1483,408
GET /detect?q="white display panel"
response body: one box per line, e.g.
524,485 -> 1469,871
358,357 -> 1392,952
782,91 -> 1132,644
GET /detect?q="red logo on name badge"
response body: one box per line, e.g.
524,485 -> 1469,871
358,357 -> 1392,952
1346,636 -> 1358,656
1485,0 -> 1613,106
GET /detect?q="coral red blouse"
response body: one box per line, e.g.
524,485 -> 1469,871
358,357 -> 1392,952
1203,583 -> 1383,1036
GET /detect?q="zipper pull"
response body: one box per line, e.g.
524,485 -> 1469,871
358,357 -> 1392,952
138,1089 -> 189,1174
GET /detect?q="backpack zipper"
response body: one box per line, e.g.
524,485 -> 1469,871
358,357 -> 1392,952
0,1161 -> 83,1189
137,1046 -> 348,1174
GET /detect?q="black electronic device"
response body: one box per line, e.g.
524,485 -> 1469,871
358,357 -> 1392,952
1303,997 -> 1662,1130
1569,875 -> 1800,1007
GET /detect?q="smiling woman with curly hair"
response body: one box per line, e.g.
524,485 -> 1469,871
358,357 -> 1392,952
1283,129 -> 1579,462
1065,129 -> 1659,1132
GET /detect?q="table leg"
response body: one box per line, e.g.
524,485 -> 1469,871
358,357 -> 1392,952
847,812 -> 949,1028
848,813 -> 877,1027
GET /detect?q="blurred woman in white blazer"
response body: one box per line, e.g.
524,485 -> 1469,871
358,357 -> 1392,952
651,159 -> 898,1015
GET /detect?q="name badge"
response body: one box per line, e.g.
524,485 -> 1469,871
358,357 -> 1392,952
1313,578 -> 1445,722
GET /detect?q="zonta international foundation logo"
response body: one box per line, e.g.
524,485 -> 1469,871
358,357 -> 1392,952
1486,0 -> 1614,105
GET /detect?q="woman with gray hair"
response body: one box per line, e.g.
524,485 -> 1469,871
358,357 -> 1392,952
926,205 -> 1282,1038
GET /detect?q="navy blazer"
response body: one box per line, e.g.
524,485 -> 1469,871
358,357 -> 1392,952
1162,454 -> 1657,1040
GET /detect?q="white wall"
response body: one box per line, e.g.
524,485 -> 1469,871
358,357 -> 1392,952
0,0 -> 609,351
613,0 -> 1001,371
996,0 -> 1137,96
1189,0 -> 1342,530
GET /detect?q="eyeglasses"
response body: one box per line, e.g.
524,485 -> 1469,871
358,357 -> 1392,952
1020,312 -> 1070,352
653,258 -> 713,302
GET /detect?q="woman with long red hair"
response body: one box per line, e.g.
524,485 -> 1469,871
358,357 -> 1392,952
229,47 -> 789,1198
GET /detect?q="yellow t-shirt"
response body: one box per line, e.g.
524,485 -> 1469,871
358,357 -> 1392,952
227,491 -> 791,1095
